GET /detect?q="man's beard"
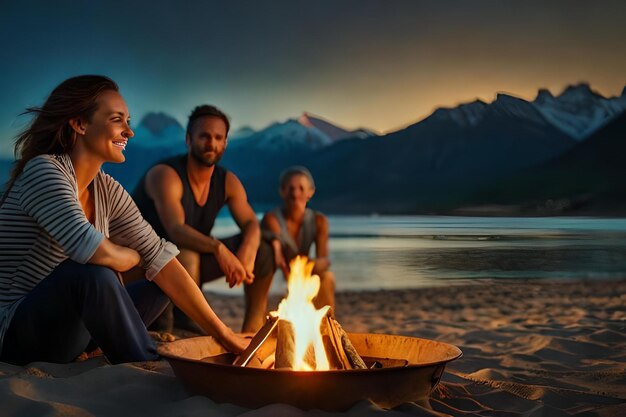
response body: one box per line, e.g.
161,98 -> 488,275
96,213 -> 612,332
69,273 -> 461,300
190,147 -> 225,167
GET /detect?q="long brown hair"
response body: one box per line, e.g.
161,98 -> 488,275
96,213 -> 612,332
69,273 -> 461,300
8,75 -> 119,189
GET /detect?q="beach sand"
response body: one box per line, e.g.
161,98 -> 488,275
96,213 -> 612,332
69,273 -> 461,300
1,279 -> 625,416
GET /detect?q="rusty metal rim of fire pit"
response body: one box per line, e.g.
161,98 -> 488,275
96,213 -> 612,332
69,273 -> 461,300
160,354 -> 464,374
158,334 -> 463,374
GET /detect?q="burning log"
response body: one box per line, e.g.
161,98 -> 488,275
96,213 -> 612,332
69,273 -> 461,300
234,312 -> 279,367
235,257 -> 366,371
321,312 -> 367,370
236,312 -> 367,371
275,319 -> 317,369
274,310 -> 366,370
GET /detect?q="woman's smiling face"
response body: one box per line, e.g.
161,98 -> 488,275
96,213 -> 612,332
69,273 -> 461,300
78,90 -> 134,164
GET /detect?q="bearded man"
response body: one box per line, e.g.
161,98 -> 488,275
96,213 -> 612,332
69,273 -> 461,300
132,105 -> 273,334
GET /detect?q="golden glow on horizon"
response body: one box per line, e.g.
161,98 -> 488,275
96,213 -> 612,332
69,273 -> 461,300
295,80 -> 626,135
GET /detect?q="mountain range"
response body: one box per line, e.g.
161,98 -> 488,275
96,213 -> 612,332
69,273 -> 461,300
465,110 -> 626,215
1,83 -> 624,215
223,83 -> 626,214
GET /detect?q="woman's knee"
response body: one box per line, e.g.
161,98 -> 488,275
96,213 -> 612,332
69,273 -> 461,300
83,263 -> 119,285
65,263 -> 122,297
52,260 -> 119,290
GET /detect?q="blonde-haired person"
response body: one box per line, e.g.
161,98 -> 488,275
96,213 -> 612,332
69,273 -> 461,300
262,166 -> 335,312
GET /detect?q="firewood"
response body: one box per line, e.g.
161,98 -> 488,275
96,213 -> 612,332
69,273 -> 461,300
275,319 -> 320,370
243,310 -> 366,371
321,316 -> 352,369
322,314 -> 367,370
234,312 -> 279,367
340,329 -> 367,369
275,319 -> 295,369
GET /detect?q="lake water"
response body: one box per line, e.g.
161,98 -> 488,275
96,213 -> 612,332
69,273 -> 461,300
205,215 -> 626,294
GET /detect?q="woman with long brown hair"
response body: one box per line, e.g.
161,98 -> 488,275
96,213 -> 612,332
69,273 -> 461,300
0,75 -> 247,364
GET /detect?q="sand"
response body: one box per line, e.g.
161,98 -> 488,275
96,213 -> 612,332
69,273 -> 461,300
1,279 -> 625,416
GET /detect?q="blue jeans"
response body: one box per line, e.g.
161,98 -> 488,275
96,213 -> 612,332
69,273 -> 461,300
0,260 -> 168,365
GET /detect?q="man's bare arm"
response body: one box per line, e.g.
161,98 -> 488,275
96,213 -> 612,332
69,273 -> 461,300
226,172 -> 260,281
145,165 -> 247,287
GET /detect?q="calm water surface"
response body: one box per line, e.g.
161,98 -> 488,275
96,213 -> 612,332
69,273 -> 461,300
208,215 -> 626,292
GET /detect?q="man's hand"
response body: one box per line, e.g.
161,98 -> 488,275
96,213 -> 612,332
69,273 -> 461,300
225,171 -> 260,285
236,246 -> 256,285
215,242 -> 248,288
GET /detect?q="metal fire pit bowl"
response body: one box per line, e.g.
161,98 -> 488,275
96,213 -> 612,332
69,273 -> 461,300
158,333 -> 462,411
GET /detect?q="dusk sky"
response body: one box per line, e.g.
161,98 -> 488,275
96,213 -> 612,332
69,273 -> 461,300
1,0 -> 625,157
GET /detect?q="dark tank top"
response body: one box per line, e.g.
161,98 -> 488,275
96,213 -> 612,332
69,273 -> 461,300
132,155 -> 227,241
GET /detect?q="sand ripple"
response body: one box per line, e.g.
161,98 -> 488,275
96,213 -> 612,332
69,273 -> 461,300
0,279 -> 624,416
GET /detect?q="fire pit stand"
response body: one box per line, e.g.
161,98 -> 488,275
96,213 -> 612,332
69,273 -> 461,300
158,332 -> 462,411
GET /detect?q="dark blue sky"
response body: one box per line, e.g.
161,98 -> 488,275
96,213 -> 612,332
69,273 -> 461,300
1,0 -> 625,156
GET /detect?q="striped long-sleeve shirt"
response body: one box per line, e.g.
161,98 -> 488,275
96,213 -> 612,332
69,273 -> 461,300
0,154 -> 179,352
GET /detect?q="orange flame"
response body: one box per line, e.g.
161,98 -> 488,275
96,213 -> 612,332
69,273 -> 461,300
276,256 -> 330,371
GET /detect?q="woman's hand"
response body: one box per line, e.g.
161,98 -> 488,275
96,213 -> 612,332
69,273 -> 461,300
218,327 -> 250,354
89,238 -> 141,272
117,247 -> 141,272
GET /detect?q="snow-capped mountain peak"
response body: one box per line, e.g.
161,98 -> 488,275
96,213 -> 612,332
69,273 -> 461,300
131,112 -> 185,146
138,112 -> 183,137
490,93 -> 548,125
429,99 -> 488,127
534,83 -> 626,140
557,83 -> 603,102
228,118 -> 332,152
417,83 -> 626,141
229,126 -> 256,140
535,88 -> 555,104
297,112 -> 316,128
297,112 -> 348,141
227,111 -> 377,153
297,112 -> 372,141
